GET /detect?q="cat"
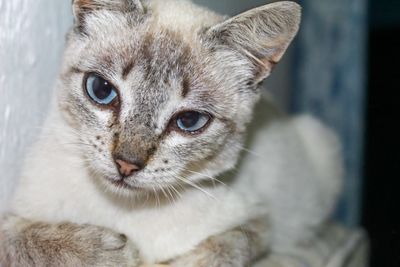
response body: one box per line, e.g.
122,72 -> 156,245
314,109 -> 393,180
0,0 -> 342,266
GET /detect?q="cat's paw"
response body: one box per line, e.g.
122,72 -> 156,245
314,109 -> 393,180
70,223 -> 141,267
170,252 -> 245,267
169,231 -> 251,267
0,215 -> 141,267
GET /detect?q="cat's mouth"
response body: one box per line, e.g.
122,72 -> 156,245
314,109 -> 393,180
105,177 -> 140,190
110,179 -> 132,189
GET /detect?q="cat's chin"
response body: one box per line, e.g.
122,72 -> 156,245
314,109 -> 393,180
109,179 -> 137,190
104,177 -> 143,191
103,176 -> 166,195
98,175 -> 187,207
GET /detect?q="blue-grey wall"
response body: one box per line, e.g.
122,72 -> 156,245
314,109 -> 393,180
292,0 -> 367,226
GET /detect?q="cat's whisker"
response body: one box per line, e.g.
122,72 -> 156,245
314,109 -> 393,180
169,184 -> 183,200
141,190 -> 150,208
175,175 -> 217,201
182,163 -> 217,189
152,170 -> 184,203
61,142 -> 93,148
152,185 -> 161,208
173,180 -> 186,195
158,184 -> 171,204
160,167 -> 220,200
165,185 -> 178,203
32,138 -> 94,153
184,168 -> 228,188
233,144 -> 265,158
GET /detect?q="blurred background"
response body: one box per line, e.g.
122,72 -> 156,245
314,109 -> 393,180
0,0 -> 398,266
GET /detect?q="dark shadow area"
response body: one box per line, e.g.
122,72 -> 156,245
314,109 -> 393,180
362,1 -> 400,266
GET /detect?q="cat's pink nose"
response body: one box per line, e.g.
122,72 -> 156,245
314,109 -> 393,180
114,158 -> 142,177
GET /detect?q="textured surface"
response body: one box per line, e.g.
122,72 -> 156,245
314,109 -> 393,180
0,0 -> 72,212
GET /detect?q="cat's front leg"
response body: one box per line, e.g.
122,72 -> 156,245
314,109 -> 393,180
0,214 -> 141,267
169,219 -> 269,267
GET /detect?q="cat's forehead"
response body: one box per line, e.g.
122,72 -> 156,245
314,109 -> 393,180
71,22 -> 248,114
65,3 -> 254,119
79,26 -> 205,99
72,25 -> 220,118
84,28 -> 195,73
74,0 -> 224,71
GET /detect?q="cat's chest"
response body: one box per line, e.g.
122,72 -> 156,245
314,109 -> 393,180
96,189 -> 255,262
75,189 -> 253,262
13,170 -> 255,263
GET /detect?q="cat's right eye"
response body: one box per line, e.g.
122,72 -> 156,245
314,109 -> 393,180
84,73 -> 119,107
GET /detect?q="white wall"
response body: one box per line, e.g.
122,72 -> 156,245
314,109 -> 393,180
0,0 -> 292,213
0,1 -> 72,212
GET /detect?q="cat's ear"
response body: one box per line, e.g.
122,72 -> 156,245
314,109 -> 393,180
207,1 -> 301,84
72,0 -> 145,33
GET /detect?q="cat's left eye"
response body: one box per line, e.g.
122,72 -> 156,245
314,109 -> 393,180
175,111 -> 211,134
85,73 -> 119,107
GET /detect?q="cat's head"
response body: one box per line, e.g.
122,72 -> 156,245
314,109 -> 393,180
58,0 -> 300,196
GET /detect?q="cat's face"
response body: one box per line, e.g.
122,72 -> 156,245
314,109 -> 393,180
58,0 -> 300,196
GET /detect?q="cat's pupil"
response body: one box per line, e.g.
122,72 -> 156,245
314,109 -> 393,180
93,77 -> 113,100
179,112 -> 200,128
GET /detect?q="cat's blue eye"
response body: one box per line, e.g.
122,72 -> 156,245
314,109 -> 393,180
176,111 -> 211,133
85,74 -> 118,106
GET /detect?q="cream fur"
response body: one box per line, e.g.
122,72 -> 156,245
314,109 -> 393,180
148,0 -> 224,35
10,99 -> 342,263
8,0 -> 342,264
